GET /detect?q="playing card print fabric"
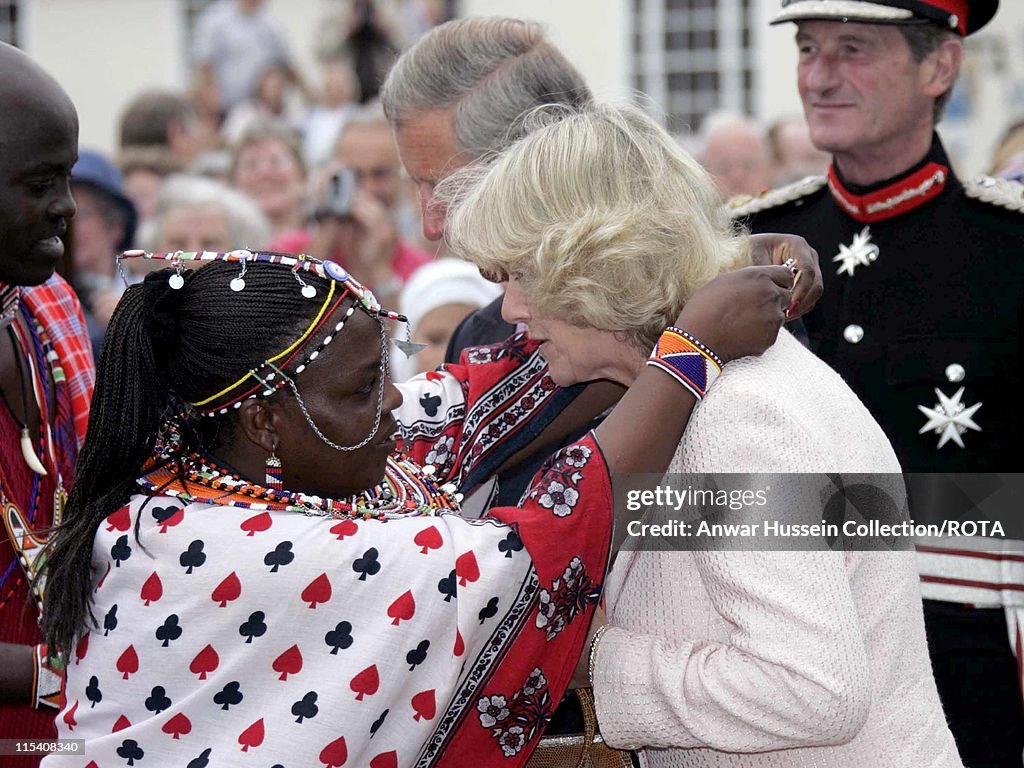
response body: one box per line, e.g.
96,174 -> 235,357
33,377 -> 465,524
47,434 -> 612,768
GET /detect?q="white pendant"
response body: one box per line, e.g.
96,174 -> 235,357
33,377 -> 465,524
20,427 -> 48,475
833,226 -> 879,277
917,387 -> 982,449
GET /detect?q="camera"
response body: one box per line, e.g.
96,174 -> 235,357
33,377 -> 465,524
317,167 -> 357,220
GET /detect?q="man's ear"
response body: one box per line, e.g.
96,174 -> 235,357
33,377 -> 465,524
922,37 -> 963,99
235,399 -> 281,454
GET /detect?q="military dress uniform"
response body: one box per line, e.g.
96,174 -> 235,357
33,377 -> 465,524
734,133 -> 1024,764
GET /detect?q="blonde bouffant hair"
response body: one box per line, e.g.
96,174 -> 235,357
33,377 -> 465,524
438,103 -> 750,350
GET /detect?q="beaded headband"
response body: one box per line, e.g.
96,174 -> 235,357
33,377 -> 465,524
117,249 -> 422,419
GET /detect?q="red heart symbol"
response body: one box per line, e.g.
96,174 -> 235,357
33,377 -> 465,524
318,735 -> 348,767
63,700 -> 79,731
162,712 -> 192,739
238,717 -> 265,752
140,571 -> 163,606
211,571 -> 241,607
157,507 -> 185,534
96,562 -> 111,592
105,506 -> 131,532
454,629 -> 465,658
112,714 -> 132,732
301,573 -> 332,609
387,590 -> 416,626
75,632 -> 90,664
413,525 -> 443,554
425,371 -> 444,382
190,644 -> 219,680
411,689 -> 436,721
116,645 -> 139,680
455,551 -> 480,586
330,519 -> 358,540
369,751 -> 398,768
272,644 -> 303,681
240,511 -> 273,536
350,664 -> 380,701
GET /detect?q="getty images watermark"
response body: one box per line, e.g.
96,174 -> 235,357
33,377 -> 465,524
612,473 -> 1022,552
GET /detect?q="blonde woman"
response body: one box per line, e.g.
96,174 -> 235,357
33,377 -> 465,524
440,104 -> 961,767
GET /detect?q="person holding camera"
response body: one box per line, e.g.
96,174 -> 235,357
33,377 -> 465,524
271,110 -> 430,305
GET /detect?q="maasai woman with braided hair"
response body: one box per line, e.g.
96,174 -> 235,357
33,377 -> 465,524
39,251 -> 792,767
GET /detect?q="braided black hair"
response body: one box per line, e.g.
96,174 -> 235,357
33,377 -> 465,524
42,260 -> 335,655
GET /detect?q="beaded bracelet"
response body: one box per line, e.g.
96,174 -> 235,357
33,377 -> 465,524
588,624 -> 611,686
33,643 -> 64,711
646,327 -> 723,401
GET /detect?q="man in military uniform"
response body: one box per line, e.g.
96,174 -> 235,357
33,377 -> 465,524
734,1 -> 1023,764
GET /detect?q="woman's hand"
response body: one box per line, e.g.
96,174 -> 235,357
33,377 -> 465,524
749,233 -> 822,319
677,266 -> 794,364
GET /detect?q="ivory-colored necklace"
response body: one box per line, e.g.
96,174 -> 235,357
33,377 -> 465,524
0,325 -> 47,475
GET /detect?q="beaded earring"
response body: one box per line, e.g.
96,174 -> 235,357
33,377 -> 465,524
265,444 -> 284,491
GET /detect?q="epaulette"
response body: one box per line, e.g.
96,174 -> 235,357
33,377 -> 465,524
963,175 -> 1024,213
726,174 -> 827,218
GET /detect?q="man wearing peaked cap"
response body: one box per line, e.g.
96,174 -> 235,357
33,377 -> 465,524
732,2 -> 1023,765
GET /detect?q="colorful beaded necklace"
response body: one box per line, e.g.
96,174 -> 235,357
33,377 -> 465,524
138,452 -> 462,520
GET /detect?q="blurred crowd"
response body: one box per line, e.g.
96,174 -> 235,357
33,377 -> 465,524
64,0 -> 1024,374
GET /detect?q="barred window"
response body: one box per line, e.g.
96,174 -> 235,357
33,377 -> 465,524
632,0 -> 757,132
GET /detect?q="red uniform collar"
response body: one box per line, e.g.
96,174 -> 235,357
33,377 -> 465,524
827,160 -> 950,224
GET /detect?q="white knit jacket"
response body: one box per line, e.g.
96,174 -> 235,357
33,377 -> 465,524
593,331 -> 962,768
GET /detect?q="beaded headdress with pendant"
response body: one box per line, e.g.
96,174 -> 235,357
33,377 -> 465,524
117,249 -> 456,519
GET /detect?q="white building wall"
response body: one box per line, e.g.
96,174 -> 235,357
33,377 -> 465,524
461,0 -> 632,101
21,0 -> 334,155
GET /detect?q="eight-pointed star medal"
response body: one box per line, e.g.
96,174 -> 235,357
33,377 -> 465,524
917,386 -> 982,449
833,226 -> 880,277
